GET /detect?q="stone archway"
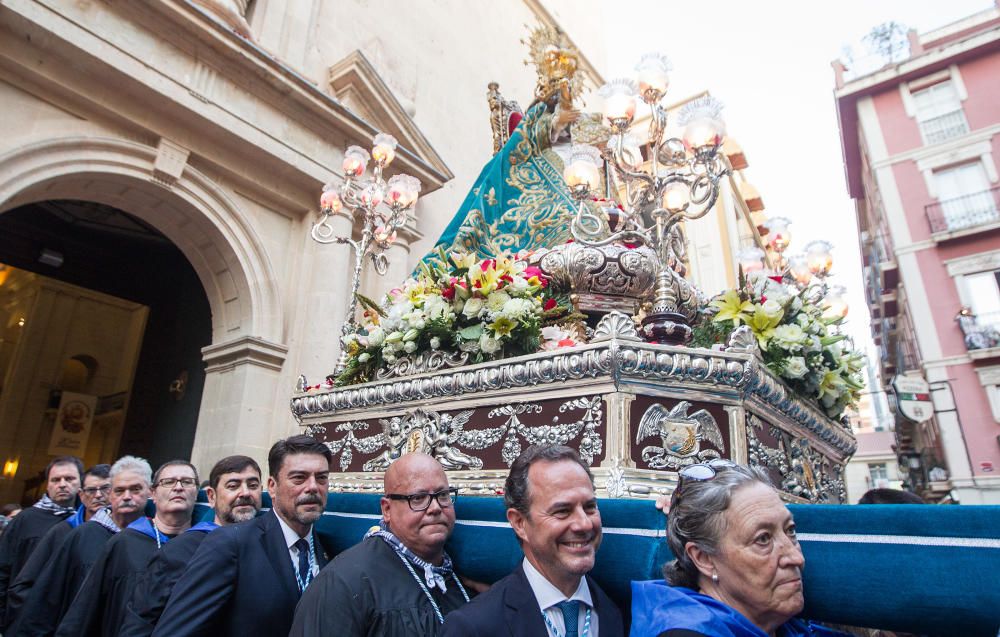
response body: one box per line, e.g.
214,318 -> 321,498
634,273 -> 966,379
0,135 -> 290,472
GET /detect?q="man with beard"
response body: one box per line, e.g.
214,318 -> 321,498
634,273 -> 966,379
55,460 -> 198,637
3,464 -> 111,631
152,436 -> 335,637
118,455 -> 263,637
290,452 -> 470,637
0,456 -> 83,626
441,445 -> 624,637
13,457 -> 152,637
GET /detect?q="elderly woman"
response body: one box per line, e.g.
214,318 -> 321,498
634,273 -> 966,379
632,461 -> 846,637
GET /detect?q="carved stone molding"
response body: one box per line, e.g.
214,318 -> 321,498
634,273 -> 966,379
203,336 -> 288,373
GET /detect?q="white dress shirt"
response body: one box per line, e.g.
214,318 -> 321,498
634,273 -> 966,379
522,557 -> 599,636
275,513 -> 320,578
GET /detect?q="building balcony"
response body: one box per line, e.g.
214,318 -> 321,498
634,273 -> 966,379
919,110 -> 969,145
925,186 -> 1000,237
957,308 -> 1000,358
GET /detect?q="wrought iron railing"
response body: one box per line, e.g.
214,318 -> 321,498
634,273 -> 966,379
925,185 -> 1000,234
956,309 -> 1000,351
919,110 -> 969,145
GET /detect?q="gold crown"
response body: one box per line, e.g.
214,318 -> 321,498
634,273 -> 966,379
522,25 -> 583,103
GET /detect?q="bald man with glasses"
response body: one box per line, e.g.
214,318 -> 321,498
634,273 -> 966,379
290,453 -> 471,637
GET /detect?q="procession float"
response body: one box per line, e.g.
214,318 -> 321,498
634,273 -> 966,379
289,27 -> 865,505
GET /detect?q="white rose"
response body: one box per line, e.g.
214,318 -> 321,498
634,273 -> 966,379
479,334 -> 502,354
462,297 -> 485,319
367,327 -> 385,347
772,324 -> 806,350
760,299 -> 783,321
357,352 -> 371,363
404,341 -> 418,353
430,337 -> 441,350
783,356 -> 808,379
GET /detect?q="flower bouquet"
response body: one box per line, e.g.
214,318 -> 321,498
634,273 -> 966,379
691,272 -> 865,419
335,250 -> 582,386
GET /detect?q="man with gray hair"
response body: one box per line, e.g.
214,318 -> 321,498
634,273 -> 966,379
442,445 -> 623,636
14,456 -> 153,636
56,459 -> 198,636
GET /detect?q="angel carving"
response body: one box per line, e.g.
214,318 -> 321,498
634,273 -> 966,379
636,401 -> 725,469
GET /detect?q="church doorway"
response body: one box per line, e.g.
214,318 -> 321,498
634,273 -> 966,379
0,200 -> 211,506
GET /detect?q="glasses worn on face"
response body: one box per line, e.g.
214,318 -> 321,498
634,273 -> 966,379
671,459 -> 738,506
385,487 -> 458,512
156,477 -> 198,489
82,485 -> 112,496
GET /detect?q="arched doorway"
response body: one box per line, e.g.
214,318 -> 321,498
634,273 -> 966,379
0,200 -> 211,504
0,136 -> 289,501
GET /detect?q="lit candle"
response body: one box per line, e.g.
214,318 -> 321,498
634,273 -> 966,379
360,182 -> 383,208
386,174 -> 408,208
679,95 -> 726,154
599,79 -> 639,125
764,216 -> 791,253
787,253 -> 812,286
373,225 -> 397,246
805,240 -> 834,277
372,133 -> 398,166
822,285 -> 849,319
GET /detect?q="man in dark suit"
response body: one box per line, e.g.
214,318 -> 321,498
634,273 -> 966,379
151,435 -> 335,637
442,445 -> 624,637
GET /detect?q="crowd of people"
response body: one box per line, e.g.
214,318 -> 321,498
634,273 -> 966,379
0,435 -> 848,637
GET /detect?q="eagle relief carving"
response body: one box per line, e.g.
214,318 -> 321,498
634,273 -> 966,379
635,401 -> 725,469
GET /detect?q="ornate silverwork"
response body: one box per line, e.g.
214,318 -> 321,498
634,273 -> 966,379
591,311 -> 642,342
636,401 -> 724,469
531,242 -> 659,314
725,325 -> 761,358
326,421 -> 384,472
374,350 -> 470,380
362,408 -> 482,472
605,460 -> 628,499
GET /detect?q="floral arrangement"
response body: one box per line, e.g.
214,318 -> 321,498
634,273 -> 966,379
691,272 -> 865,419
335,250 -> 582,385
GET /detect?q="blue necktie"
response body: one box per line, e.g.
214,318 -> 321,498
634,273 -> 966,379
294,538 -> 310,590
557,600 -> 580,637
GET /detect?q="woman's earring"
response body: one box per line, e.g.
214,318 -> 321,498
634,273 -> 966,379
711,572 -> 719,584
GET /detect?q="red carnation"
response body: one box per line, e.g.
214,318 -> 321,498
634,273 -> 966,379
544,298 -> 557,311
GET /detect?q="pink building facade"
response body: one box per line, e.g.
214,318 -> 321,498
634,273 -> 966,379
834,4 -> 1000,504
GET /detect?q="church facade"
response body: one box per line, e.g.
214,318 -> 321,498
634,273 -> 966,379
0,0 -> 607,498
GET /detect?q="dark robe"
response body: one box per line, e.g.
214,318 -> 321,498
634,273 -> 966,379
54,517 -> 174,637
3,520 -> 74,631
0,505 -> 75,628
12,520 -> 118,637
118,521 -> 218,637
289,536 -> 469,637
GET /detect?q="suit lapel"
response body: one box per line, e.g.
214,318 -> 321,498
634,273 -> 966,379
312,528 -> 331,568
259,510 -> 299,599
503,564 -> 548,636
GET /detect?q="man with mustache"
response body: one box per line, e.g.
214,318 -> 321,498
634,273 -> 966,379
290,452 -> 470,636
118,455 -> 263,637
55,460 -> 198,637
442,445 -> 624,636
151,435 -> 336,637
0,456 -> 83,627
13,456 -> 152,636
3,463 -> 111,631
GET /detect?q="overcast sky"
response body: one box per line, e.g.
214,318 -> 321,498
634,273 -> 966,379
603,0 -> 994,354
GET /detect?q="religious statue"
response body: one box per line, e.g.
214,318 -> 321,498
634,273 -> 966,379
429,26 -> 611,260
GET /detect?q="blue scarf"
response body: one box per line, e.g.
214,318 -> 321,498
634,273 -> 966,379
127,516 -> 173,544
365,521 -> 455,592
187,521 -> 219,533
630,580 -> 849,637
67,505 -> 87,528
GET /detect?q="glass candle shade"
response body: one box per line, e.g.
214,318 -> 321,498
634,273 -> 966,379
662,180 -> 691,213
599,79 -> 639,126
563,145 -> 602,193
737,246 -> 766,273
372,133 -> 398,166
359,182 -> 383,208
635,53 -> 671,101
822,285 -> 849,320
320,189 -> 343,213
787,253 -> 812,286
764,216 -> 792,253
343,146 -> 370,178
805,240 -> 834,277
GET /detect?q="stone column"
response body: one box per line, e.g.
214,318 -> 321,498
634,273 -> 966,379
189,336 -> 289,479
